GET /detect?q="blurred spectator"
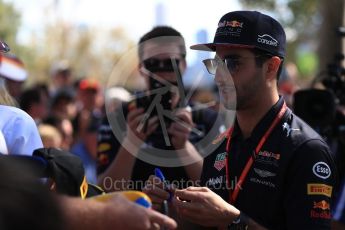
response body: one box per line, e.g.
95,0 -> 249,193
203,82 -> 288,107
38,124 -> 63,148
71,116 -> 100,184
278,62 -> 299,108
104,86 -> 131,113
44,116 -> 74,150
19,85 -> 49,124
50,89 -> 77,120
0,53 -> 27,100
76,78 -> 101,112
50,60 -> 73,96
73,78 -> 103,142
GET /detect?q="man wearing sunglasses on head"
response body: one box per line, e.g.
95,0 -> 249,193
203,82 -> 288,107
97,26 -> 223,205
173,11 -> 336,229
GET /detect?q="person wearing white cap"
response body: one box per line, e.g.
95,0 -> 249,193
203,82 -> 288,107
0,53 -> 27,99
0,103 -> 43,155
0,45 -> 42,155
49,59 -> 73,96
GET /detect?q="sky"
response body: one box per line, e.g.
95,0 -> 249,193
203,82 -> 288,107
5,0 -> 241,56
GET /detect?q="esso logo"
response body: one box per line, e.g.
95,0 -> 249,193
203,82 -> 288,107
312,162 -> 331,179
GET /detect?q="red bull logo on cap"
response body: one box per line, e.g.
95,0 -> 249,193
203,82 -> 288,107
218,20 -> 243,28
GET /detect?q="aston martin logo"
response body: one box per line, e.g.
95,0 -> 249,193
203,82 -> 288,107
254,168 -> 276,178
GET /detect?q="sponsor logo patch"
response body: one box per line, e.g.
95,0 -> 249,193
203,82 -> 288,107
206,176 -> 224,187
214,152 -> 227,171
307,184 -> 332,197
254,168 -> 276,178
310,210 -> 331,219
257,34 -> 278,47
218,20 -> 244,28
282,122 -> 300,137
310,200 -> 331,219
216,20 -> 243,37
249,177 -> 276,188
258,150 -> 280,160
255,150 -> 280,166
312,162 -> 331,179
313,200 -> 330,210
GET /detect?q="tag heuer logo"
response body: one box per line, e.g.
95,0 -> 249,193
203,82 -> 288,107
214,152 -> 227,171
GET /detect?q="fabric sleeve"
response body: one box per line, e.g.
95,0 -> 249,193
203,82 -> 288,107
5,112 -> 43,155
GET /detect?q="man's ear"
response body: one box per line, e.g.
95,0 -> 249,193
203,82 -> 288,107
266,56 -> 282,80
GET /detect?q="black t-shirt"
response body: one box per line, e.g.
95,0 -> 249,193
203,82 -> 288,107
201,97 -> 337,229
97,102 -> 224,190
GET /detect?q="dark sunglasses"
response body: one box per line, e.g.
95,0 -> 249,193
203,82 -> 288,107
203,55 -> 270,75
0,40 -> 10,53
142,58 -> 180,73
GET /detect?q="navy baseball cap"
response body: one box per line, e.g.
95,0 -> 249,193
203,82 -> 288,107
191,11 -> 286,58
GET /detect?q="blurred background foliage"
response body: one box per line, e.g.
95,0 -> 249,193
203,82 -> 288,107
242,0 -> 344,84
0,0 -> 344,88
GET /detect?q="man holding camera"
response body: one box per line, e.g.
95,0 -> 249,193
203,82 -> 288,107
97,26 -> 223,203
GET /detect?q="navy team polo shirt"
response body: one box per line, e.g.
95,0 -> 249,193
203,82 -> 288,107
201,97 -> 336,229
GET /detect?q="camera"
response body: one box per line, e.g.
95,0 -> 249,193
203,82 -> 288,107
134,76 -> 173,132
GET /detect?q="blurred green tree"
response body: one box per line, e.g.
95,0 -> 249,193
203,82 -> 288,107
241,0 -> 345,81
0,0 -> 20,51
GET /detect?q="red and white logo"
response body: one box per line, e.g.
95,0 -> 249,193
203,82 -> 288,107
214,152 -> 227,171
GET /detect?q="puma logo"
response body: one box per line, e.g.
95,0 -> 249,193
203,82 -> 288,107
282,122 -> 300,137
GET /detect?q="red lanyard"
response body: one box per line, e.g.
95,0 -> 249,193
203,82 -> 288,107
225,102 -> 287,204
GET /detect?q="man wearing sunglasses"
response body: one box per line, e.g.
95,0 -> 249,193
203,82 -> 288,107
173,11 -> 336,229
97,26 -> 223,204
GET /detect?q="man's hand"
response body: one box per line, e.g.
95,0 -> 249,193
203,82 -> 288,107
62,193 -> 177,230
142,175 -> 172,211
126,107 -> 158,143
169,107 -> 194,149
173,187 -> 240,228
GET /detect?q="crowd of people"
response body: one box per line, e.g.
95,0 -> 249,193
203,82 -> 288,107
0,9 -> 344,230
